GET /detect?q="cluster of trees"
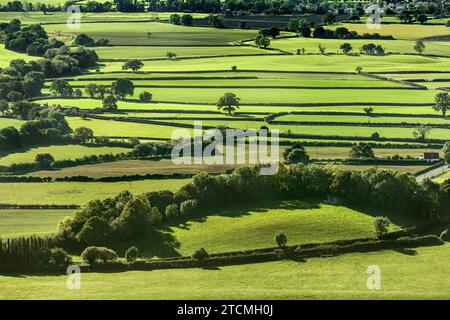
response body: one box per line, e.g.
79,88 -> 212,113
0,105 -> 72,151
169,13 -> 194,26
0,235 -> 71,267
74,34 -> 110,47
349,143 -> 375,159
283,143 -> 309,164
359,43 -> 385,56
56,164 -> 450,248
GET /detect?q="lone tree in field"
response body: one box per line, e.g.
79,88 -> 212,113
433,92 -> 450,117
355,66 -> 363,73
166,52 -> 177,60
414,40 -> 425,55
255,35 -> 270,48
192,248 -> 209,261
139,91 -> 152,102
340,43 -> 353,55
35,153 -> 54,169
373,216 -> 391,238
122,59 -> 144,72
74,126 -> 94,144
318,44 -> 326,54
102,95 -> 118,111
217,92 -> 240,115
349,143 -> 375,159
112,79 -> 135,100
283,144 -> 310,164
413,124 -> 432,140
275,232 -> 287,248
363,107 -> 374,117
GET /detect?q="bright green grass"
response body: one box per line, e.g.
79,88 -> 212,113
328,23 -> 450,40
95,45 -> 274,60
44,22 -> 258,45
35,99 -> 442,115
56,77 -> 407,88
0,179 -> 190,205
96,54 -> 450,73
432,170 -> 450,183
0,145 -> 131,166
377,73 -> 450,81
0,117 -> 25,130
0,45 -> 36,67
1,243 -> 448,299
276,114 -> 450,124
0,209 -> 73,237
42,87 -> 440,105
270,37 -> 450,56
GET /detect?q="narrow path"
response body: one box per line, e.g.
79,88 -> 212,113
416,163 -> 449,182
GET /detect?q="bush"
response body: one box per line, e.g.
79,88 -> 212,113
165,203 -> 180,219
139,91 -> 152,102
192,248 -> 209,261
125,246 -> 139,262
180,199 -> 199,216
81,246 -> 118,264
275,232 -> 287,248
49,247 -> 72,266
373,216 -> 391,238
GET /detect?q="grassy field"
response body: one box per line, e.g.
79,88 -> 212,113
0,179 -> 190,205
0,209 -> 73,238
432,170 -> 450,183
0,145 -> 131,166
45,22 -> 259,46
0,117 -> 26,130
0,45 -> 36,67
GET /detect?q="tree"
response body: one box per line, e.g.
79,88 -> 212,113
413,124 -> 432,140
397,10 -> 413,24
169,14 -> 181,25
363,107 -> 374,116
340,43 -> 352,55
125,246 -> 139,262
286,148 -> 309,164
102,95 -> 118,111
139,91 -> 152,102
433,92 -> 450,117
192,248 -> 208,261
74,126 -> 94,143
322,12 -> 336,25
355,66 -> 363,73
416,13 -> 428,25
81,246 -> 118,264
208,15 -> 224,28
115,196 -> 153,237
181,14 -> 193,26
442,141 -> 450,163
74,88 -> 82,98
217,92 -> 240,115
373,216 -> 391,238
414,40 -> 425,55
122,59 -> 144,72
74,34 -> 95,47
112,79 -> 134,99
255,35 -> 270,48
0,100 -> 9,116
50,79 -> 73,97
318,44 -> 326,54
85,83 -> 98,98
275,232 -> 287,248
166,52 -> 177,60
349,143 -> 375,158
35,153 -> 54,169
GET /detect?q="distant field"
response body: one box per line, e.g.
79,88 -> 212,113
95,45 -> 275,60
336,164 -> 428,174
270,37 -> 450,56
45,22 -> 258,46
0,45 -> 36,68
0,145 -> 131,166
328,23 -> 450,40
96,54 -> 450,73
0,209 -> 73,238
0,179 -> 190,205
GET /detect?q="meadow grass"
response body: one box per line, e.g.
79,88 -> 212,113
44,22 -> 258,45
432,170 -> 450,183
0,209 -> 73,238
328,23 -> 450,40
0,179 -> 190,205
0,145 -> 131,166
0,45 -> 36,67
0,117 -> 26,130
270,37 -> 450,56
276,114 -> 450,124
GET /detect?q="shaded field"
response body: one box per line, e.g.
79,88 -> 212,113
0,145 -> 131,166
0,45 -> 36,68
0,179 -> 190,205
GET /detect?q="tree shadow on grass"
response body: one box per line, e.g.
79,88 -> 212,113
394,248 -> 418,256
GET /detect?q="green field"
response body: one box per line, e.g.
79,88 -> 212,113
0,209 -> 73,238
0,45 -> 37,67
0,117 -> 25,130
0,145 -> 131,166
0,179 -> 190,205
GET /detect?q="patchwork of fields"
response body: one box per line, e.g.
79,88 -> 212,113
1,9 -> 450,300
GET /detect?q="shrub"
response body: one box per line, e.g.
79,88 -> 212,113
125,246 -> 139,262
165,203 -> 180,219
139,91 -> 152,102
192,248 -> 209,261
81,246 -> 118,264
373,216 -> 391,238
180,199 -> 199,216
49,247 -> 72,266
275,232 -> 287,248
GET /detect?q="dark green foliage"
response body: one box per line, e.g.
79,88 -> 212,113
125,246 -> 139,262
349,143 -> 375,159
81,246 -> 118,264
373,216 -> 391,238
192,248 -> 209,261
275,232 -> 287,248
